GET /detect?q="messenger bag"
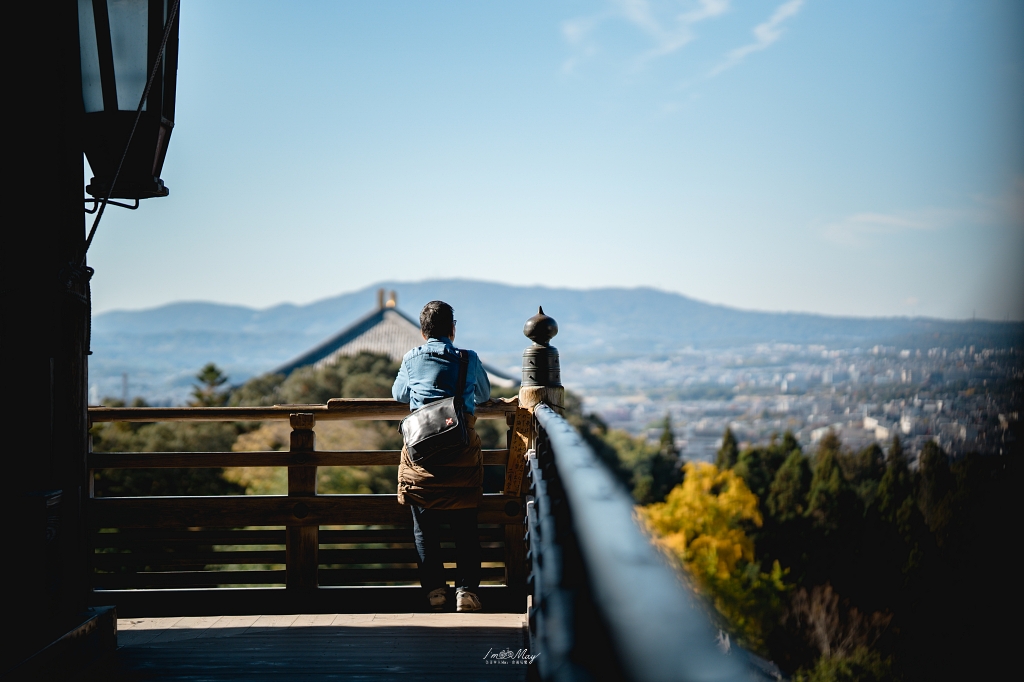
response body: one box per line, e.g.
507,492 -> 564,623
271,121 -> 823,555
399,349 -> 470,466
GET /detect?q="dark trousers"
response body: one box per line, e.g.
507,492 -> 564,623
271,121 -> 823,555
409,505 -> 481,592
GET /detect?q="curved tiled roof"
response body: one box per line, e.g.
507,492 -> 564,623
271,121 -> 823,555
272,306 -> 518,387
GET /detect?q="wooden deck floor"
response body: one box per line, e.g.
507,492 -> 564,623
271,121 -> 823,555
106,613 -> 530,681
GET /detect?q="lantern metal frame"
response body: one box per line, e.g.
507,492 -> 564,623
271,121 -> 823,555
79,0 -> 179,200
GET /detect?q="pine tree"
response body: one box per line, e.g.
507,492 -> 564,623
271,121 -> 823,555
917,440 -> 955,543
767,449 -> 813,523
805,431 -> 852,533
191,363 -> 230,407
717,427 -> 739,469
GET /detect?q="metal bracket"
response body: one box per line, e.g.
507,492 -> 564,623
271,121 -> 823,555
84,198 -> 139,213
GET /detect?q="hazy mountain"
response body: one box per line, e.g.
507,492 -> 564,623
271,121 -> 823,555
90,279 -> 1022,402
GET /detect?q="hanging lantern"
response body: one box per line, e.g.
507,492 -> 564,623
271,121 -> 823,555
78,0 -> 179,200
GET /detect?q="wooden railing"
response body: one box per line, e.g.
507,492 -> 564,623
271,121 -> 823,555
87,397 -> 530,616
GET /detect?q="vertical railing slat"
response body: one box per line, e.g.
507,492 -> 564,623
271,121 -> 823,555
286,412 -> 318,591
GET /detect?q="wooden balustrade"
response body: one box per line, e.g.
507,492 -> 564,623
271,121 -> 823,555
87,397 -> 528,615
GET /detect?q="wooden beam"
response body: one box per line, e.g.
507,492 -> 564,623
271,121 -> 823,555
92,585 -> 526,616
93,570 -> 285,589
319,567 -> 505,586
503,408 -> 532,496
318,547 -> 504,565
91,529 -> 286,548
287,413 -> 318,592
88,398 -> 518,423
92,550 -> 287,570
88,449 -> 510,468
90,494 -> 526,528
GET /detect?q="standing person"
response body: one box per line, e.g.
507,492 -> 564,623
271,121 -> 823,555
393,300 -> 491,612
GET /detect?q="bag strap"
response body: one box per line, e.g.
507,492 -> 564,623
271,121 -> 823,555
455,349 -> 469,411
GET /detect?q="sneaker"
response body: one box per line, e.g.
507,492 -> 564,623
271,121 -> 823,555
456,589 -> 482,613
428,587 -> 447,611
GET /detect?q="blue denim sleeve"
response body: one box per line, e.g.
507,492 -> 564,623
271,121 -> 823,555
472,352 -> 490,404
392,360 -> 411,403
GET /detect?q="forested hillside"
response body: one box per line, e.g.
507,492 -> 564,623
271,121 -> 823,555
639,428 -> 1019,681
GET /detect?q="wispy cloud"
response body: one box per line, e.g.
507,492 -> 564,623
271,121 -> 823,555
821,185 -> 1024,248
562,0 -> 730,73
823,209 -> 954,247
707,0 -> 804,77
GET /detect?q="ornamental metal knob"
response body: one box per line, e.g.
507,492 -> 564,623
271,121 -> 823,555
522,307 -> 561,388
523,306 -> 558,346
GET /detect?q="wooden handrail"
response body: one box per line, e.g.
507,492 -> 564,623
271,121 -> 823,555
88,448 -> 511,468
88,397 -> 518,422
91,493 -> 525,527
86,395 -> 529,607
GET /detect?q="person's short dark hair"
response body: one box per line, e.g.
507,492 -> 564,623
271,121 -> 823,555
420,301 -> 455,339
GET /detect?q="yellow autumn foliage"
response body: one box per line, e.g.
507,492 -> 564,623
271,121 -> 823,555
640,462 -> 785,653
641,461 -> 762,579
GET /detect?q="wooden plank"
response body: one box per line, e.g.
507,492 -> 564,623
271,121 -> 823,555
93,570 -> 286,589
88,398 -> 518,423
88,449 -> 510,469
90,494 -> 526,528
92,527 -> 506,548
94,566 -> 508,590
318,547 -> 504,565
287,413 -> 318,591
93,550 -> 286,569
503,524 -> 526,594
503,407 -> 532,496
91,529 -> 286,548
319,567 -> 506,586
91,585 -> 525,616
319,528 -> 503,544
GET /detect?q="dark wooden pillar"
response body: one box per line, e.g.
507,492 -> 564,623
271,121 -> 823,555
287,413 -> 319,592
503,408 -> 532,607
5,0 -> 92,658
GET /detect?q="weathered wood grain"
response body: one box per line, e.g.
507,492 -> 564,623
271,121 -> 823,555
90,494 -> 526,528
503,408 -> 532,496
91,529 -> 286,548
89,397 -> 518,423
288,414 -> 318,591
88,448 -> 510,468
93,549 -> 287,569
93,585 -> 527,616
94,570 -> 286,589
319,527 -> 504,544
318,547 -> 504,565
318,567 -> 506,586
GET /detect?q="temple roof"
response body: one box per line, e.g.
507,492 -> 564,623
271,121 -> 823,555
272,291 -> 519,388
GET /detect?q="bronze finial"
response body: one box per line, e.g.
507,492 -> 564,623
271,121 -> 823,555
522,306 -> 561,388
524,306 -> 558,346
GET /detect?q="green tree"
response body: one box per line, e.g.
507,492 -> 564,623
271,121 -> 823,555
630,413 -> 684,504
877,437 -> 918,540
917,441 -> 955,542
838,443 -> 886,511
767,449 -> 813,523
717,427 -> 739,469
191,363 -> 230,407
805,432 -> 857,534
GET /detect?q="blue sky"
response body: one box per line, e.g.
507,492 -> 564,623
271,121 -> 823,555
87,0 -> 1024,320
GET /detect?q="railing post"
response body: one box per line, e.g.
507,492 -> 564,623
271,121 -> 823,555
514,306 -> 564,614
519,307 -> 564,413
503,407 -> 531,603
286,412 -> 318,592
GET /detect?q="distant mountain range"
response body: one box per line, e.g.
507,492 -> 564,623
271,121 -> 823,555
90,280 -> 1022,402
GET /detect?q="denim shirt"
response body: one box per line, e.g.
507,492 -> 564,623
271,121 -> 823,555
392,337 -> 490,414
